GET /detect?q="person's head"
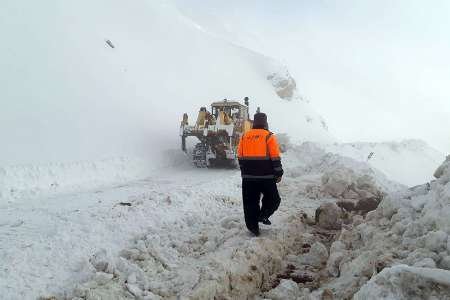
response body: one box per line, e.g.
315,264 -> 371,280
253,112 -> 268,130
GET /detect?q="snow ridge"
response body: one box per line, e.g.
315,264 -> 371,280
0,150 -> 190,204
301,157 -> 450,299
325,139 -> 445,186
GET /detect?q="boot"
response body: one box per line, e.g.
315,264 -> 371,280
249,227 -> 260,236
259,217 -> 271,225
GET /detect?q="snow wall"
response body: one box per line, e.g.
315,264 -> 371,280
325,140 -> 445,186
0,0 -> 333,202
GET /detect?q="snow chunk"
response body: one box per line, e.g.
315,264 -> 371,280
320,167 -> 384,212
265,279 -> 300,300
297,242 -> 329,268
321,168 -> 354,198
89,249 -> 115,274
434,155 -> 450,181
354,265 -> 450,300
93,272 -> 114,286
424,230 -> 448,253
126,283 -> 143,297
327,241 -> 348,277
413,257 -> 436,268
266,65 -> 302,102
440,256 -> 450,271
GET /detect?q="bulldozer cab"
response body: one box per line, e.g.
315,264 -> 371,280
211,100 -> 249,122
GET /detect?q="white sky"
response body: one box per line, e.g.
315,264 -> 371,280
175,0 -> 450,153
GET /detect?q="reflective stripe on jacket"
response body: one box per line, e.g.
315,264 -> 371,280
237,129 -> 284,179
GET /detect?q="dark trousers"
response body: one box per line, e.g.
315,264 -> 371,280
242,179 -> 281,232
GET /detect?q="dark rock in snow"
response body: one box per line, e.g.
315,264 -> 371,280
106,39 -> 115,48
315,203 -> 342,230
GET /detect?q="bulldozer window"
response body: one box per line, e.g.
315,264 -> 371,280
212,107 -> 219,119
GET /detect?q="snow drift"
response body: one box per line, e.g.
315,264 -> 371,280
354,265 -> 450,300
284,155 -> 450,299
0,0 -> 332,202
325,139 -> 445,186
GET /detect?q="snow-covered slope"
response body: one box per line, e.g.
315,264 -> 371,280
325,139 -> 445,186
0,0 -> 332,202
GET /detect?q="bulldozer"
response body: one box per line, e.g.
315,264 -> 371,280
180,98 -> 253,168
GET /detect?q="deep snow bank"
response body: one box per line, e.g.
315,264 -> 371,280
283,142 -> 404,195
285,155 -> 450,299
71,211 -> 307,300
354,265 -> 450,300
325,139 -> 445,186
0,0 -> 332,202
0,150 -> 190,203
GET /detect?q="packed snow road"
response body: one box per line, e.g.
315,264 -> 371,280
0,158 -> 323,299
0,166 -> 234,298
4,143 -> 434,300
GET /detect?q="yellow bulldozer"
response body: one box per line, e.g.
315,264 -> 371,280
180,97 -> 253,167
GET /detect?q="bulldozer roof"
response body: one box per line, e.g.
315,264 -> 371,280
211,100 -> 246,108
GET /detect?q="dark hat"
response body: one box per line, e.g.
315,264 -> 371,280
253,112 -> 268,130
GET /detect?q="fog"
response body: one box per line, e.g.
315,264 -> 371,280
176,0 -> 450,153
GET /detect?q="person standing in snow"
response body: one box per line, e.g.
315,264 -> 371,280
237,112 -> 283,236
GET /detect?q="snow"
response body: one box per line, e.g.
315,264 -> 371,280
274,156 -> 450,299
2,142 -> 450,299
325,139 -> 445,186
265,279 -> 301,300
0,164 -> 242,299
0,0 -> 333,204
0,151 -> 187,203
354,265 -> 450,300
2,1 -> 450,299
284,142 -> 405,194
0,142 -> 392,299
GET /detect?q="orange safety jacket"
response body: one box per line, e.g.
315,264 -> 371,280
237,129 -> 284,179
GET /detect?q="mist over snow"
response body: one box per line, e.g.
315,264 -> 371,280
174,0 -> 450,154
1,0 -> 445,199
0,0 -> 332,201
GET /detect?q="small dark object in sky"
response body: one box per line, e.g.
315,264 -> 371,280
106,40 -> 115,48
119,202 -> 131,206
